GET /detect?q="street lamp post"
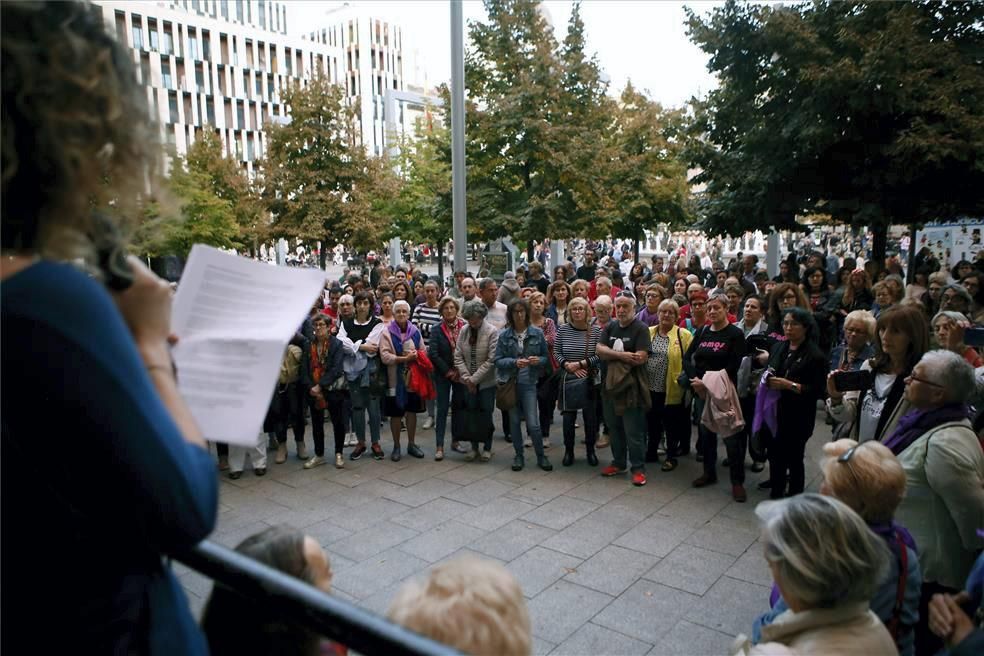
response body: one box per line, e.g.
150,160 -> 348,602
450,0 -> 467,274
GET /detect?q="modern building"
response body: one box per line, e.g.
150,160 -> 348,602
90,0 -> 344,175
303,3 -> 441,156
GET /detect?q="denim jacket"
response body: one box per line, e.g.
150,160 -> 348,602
495,325 -> 548,385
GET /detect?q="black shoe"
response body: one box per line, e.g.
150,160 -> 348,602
512,455 -> 524,471
661,459 -> 677,472
722,457 -> 730,467
757,480 -> 773,490
586,451 -> 599,467
645,454 -> 660,464
254,467 -> 266,477
695,453 -> 704,463
538,456 -> 553,472
562,449 -> 574,467
750,461 -> 766,473
350,444 -> 367,461
407,443 -> 425,459
229,471 -> 243,480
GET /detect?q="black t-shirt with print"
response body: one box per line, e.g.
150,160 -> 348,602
686,323 -> 746,382
600,319 -> 650,368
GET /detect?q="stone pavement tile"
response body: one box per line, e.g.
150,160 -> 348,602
321,548 -> 358,574
527,581 -> 615,645
215,498 -> 290,532
655,486 -> 733,528
275,462 -> 346,488
506,546 -> 584,598
723,546 -> 772,588
324,497 -> 412,532
613,514 -> 696,558
564,545 -> 661,597
563,475 -> 631,504
211,520 -> 273,548
642,543 -> 736,596
436,461 -> 507,485
541,509 -> 639,559
381,461 -> 456,487
469,519 -> 557,562
390,497 -> 473,532
551,622 -> 653,656
304,518 -> 353,546
331,547 -> 429,600
271,505 -> 346,530
331,587 -> 358,604
385,477 -> 463,508
329,520 -> 420,562
185,590 -> 207,621
449,476 -> 518,507
179,569 -> 216,599
438,546 -> 506,565
266,480 -> 353,508
457,496 -> 540,531
492,463 -> 552,487
592,580 -> 700,645
355,579 -> 406,616
397,520 -> 488,563
647,620 -> 735,656
507,475 -> 584,506
603,489 -> 674,522
532,636 -> 556,656
345,477 -> 405,501
688,575 -> 771,637
684,515 -> 759,557
521,495 -> 601,530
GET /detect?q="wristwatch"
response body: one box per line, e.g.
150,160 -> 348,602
792,382 -> 800,393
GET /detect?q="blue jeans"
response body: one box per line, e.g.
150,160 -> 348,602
434,375 -> 463,447
511,382 -> 543,458
349,385 -> 381,444
602,398 -> 647,473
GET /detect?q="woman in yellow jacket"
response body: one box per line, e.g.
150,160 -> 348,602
645,299 -> 694,470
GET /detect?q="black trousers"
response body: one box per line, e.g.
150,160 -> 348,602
563,386 -> 598,450
645,392 -> 690,462
768,428 -> 809,497
696,396 -> 746,485
915,581 -> 956,656
308,396 -> 346,457
272,382 -> 305,445
537,375 -> 557,438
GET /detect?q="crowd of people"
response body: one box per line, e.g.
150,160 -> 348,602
4,3 -> 983,655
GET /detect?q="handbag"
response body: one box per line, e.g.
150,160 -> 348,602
496,378 -> 517,411
560,372 -> 590,412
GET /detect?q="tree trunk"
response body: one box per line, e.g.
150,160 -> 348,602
871,223 -> 888,275
634,227 -> 641,265
319,238 -> 328,270
436,242 -> 445,289
527,239 -> 535,266
906,223 -> 917,284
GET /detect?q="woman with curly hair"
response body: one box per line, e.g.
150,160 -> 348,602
2,2 -> 217,652
765,283 -> 809,342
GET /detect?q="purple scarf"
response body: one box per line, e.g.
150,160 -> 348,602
882,402 -> 970,456
388,321 -> 421,407
636,307 -> 659,327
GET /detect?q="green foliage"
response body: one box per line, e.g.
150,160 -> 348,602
686,0 -> 984,256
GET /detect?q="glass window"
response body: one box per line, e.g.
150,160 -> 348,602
168,92 -> 179,124
131,21 -> 143,50
220,0 -> 228,20
149,20 -> 159,50
235,0 -> 243,22
160,55 -> 173,89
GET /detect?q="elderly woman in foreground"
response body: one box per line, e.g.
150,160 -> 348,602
752,440 -> 922,655
733,494 -> 897,655
888,349 -> 984,655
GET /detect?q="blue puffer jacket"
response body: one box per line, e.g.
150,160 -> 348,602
494,325 -> 548,386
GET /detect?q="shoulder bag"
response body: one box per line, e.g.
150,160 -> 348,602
560,326 -> 592,412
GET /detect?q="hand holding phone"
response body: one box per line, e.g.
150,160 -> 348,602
832,369 -> 873,393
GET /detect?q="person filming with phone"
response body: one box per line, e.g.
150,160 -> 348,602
827,306 -> 930,443
1,3 -> 217,653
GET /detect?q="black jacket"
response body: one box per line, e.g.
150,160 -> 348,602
428,321 -> 459,376
768,339 -> 827,438
300,335 -> 345,390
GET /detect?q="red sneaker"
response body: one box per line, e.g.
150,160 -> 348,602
601,465 -> 627,477
632,471 -> 647,487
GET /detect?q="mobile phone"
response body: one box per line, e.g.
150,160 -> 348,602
964,327 -> 984,347
832,369 -> 873,393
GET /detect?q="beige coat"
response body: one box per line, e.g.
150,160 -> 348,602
895,418 -> 984,589
731,603 -> 897,656
454,321 -> 499,390
700,369 -> 745,438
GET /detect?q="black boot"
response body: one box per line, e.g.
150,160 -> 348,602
586,449 -> 599,467
562,448 -> 575,467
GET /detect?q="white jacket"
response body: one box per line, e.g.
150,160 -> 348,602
731,603 -> 897,656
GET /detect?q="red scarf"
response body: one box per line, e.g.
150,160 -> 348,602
309,340 -> 329,409
441,318 -> 465,348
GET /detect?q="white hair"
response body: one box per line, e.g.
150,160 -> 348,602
756,494 -> 889,609
393,300 -> 411,313
338,294 -> 354,305
919,349 -> 976,403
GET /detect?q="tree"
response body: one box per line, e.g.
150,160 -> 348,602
258,74 -> 368,268
605,82 -> 692,258
686,0 -> 984,266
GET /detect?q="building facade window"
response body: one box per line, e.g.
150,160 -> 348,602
131,16 -> 143,50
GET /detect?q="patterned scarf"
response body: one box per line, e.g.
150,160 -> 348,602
309,339 -> 329,409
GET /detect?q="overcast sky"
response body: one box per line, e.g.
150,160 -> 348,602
285,1 -> 720,108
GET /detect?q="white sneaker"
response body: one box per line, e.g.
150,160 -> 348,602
543,438 -> 551,449
523,437 -> 532,448
422,416 -> 435,429
345,433 -> 358,447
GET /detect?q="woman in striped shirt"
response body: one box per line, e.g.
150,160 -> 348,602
556,297 -> 602,467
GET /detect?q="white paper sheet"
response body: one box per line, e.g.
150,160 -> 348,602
171,245 -> 326,445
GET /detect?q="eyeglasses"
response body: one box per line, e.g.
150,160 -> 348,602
906,374 -> 944,388
838,444 -> 863,463
616,291 -> 636,300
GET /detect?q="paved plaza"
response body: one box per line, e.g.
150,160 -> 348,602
178,410 -> 832,655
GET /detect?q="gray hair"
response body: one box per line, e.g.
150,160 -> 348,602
460,299 -> 488,320
918,349 -> 976,403
393,300 -> 411,313
338,294 -> 354,305
478,277 -> 497,291
942,284 -> 973,305
757,494 -> 889,609
657,299 -> 680,316
931,310 -> 970,327
843,309 -> 876,339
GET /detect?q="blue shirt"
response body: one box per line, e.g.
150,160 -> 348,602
2,261 -> 218,654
